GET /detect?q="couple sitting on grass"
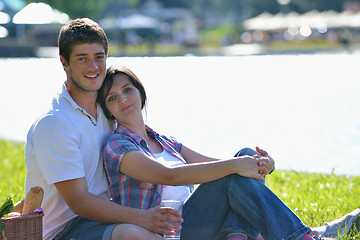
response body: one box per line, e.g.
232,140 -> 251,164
24,18 -> 359,240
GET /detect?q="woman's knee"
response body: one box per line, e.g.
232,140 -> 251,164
234,147 -> 257,157
229,174 -> 266,190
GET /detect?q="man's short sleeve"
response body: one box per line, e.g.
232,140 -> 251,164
32,115 -> 85,184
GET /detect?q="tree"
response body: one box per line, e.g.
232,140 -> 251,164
25,0 -> 360,24
289,0 -> 344,13
26,0 -> 115,19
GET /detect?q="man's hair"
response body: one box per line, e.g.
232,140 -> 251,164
58,18 -> 108,63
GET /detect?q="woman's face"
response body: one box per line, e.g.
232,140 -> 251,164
105,73 -> 142,124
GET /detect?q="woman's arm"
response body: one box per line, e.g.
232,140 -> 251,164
180,145 -> 219,163
119,148 -> 269,186
182,145 -> 275,175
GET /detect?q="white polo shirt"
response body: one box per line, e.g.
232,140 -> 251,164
25,84 -> 112,240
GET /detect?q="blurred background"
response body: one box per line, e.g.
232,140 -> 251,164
1,0 -> 360,176
1,0 -> 360,57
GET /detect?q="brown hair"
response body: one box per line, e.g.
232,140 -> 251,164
58,18 -> 108,63
97,66 -> 147,120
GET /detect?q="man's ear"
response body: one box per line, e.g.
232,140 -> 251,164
60,56 -> 68,70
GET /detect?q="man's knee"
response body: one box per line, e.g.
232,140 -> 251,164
111,224 -> 162,240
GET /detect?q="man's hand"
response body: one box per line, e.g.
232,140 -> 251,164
138,206 -> 183,236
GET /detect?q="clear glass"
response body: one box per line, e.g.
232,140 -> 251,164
161,200 -> 183,240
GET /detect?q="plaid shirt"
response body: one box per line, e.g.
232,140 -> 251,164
103,124 -> 192,209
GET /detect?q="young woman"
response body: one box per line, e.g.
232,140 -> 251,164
97,65 -> 333,240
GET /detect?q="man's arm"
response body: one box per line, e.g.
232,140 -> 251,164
54,177 -> 182,235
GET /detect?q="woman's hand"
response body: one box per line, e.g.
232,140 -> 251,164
256,146 -> 275,175
235,156 -> 269,181
137,206 -> 183,236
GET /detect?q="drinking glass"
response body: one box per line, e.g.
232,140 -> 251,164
161,200 -> 183,240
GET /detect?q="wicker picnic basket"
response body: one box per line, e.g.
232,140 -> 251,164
1,212 -> 43,240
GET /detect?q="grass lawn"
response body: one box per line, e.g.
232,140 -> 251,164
1,138 -> 359,238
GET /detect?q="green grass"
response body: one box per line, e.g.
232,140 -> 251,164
266,171 -> 360,238
0,139 -> 26,203
1,139 -> 359,238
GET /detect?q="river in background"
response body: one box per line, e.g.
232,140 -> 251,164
1,53 -> 360,176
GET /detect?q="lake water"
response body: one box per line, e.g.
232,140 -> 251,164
1,53 -> 360,176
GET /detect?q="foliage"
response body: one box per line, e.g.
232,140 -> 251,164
289,0 -> 344,13
24,0 -> 360,23
200,24 -> 242,47
0,197 -> 14,218
25,0 -> 113,19
1,138 -> 359,238
0,196 -> 14,238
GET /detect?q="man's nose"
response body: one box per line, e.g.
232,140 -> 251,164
88,58 -> 99,70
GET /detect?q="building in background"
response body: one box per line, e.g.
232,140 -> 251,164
98,2 -> 199,47
0,1 -> 69,57
242,10 -> 360,45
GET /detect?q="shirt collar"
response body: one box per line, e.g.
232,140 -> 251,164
115,125 -> 143,144
59,83 -> 98,125
115,125 -> 157,144
60,83 -> 80,110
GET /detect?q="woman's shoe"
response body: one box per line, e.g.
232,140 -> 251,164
312,208 -> 360,238
313,236 -> 336,240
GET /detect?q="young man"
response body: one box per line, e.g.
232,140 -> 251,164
24,18 -> 181,240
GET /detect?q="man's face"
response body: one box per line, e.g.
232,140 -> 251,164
62,43 -> 107,93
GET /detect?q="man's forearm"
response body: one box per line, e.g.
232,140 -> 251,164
70,191 -> 143,224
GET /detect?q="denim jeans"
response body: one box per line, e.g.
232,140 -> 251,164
53,216 -> 117,240
180,148 -> 311,240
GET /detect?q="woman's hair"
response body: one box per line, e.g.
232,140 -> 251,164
97,66 -> 147,120
58,18 -> 108,63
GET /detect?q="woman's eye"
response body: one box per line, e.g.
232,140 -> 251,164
108,95 -> 116,102
124,87 -> 132,93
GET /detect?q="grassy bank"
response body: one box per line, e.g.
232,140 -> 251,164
0,139 -> 26,202
0,139 -> 359,238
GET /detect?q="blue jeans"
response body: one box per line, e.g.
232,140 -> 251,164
180,148 -> 311,240
53,216 -> 117,240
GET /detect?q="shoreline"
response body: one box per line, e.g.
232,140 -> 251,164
1,41 -> 360,58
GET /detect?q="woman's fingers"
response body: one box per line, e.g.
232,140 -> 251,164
256,146 -> 268,156
235,156 -> 268,181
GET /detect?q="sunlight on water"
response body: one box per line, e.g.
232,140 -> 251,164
1,54 -> 360,176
